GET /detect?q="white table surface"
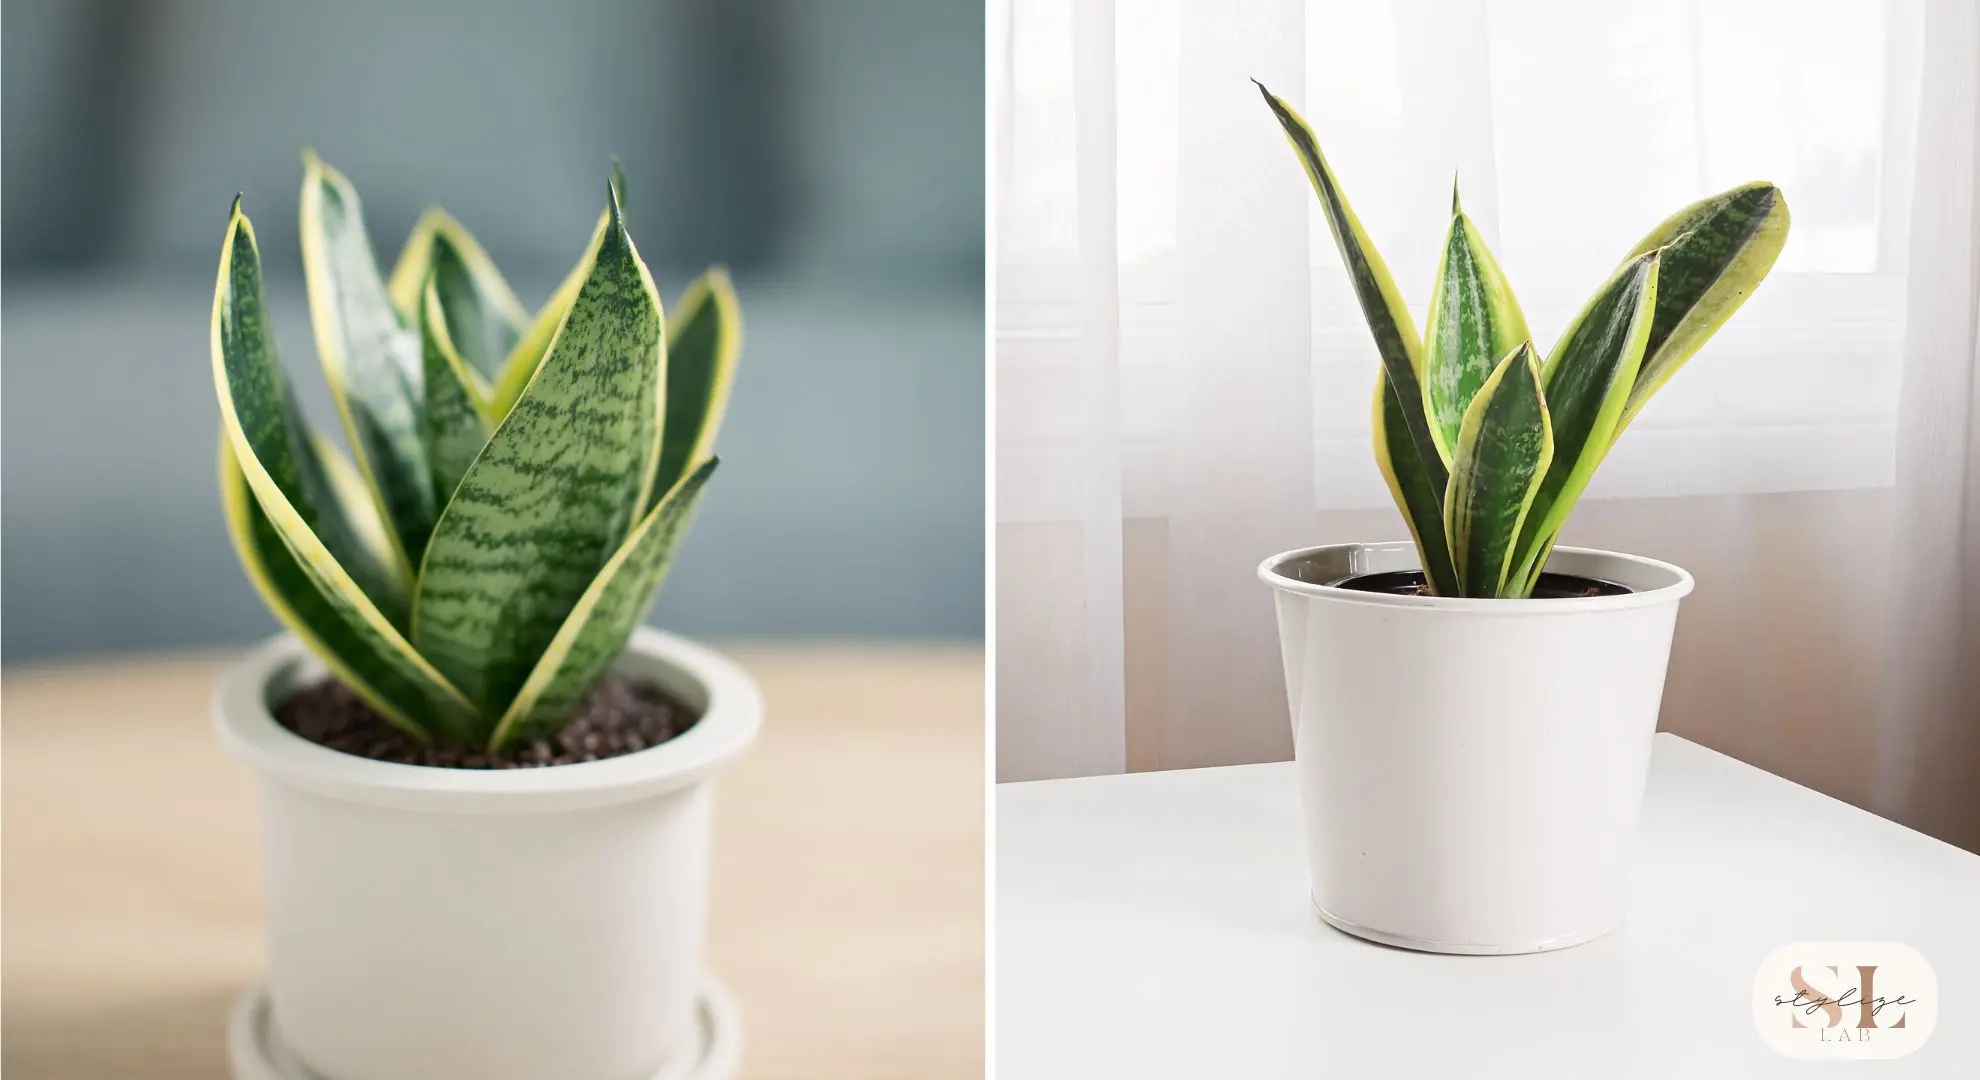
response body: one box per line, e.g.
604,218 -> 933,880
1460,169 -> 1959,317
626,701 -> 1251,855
997,734 -> 1980,1077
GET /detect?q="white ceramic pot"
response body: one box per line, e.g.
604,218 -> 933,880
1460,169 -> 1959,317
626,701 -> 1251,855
214,627 -> 762,1080
1257,541 -> 1693,955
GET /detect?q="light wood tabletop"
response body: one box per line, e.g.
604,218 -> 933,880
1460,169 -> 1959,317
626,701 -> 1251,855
3,642 -> 985,1079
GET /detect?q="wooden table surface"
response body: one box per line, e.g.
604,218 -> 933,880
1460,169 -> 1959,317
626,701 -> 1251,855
3,643 -> 985,1079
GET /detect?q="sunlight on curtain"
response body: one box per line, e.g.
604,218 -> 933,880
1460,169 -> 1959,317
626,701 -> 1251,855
996,0 -> 1970,848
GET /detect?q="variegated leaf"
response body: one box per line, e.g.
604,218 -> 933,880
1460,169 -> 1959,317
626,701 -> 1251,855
1444,343 -> 1552,598
389,209 -> 531,384
1256,81 -> 1447,503
212,204 -> 477,739
411,180 -> 666,721
489,459 -> 718,751
300,151 -> 435,573
1507,250 -> 1660,592
221,440 -> 476,740
1423,186 -> 1530,464
418,277 -> 493,506
650,268 -> 741,510
1372,370 -> 1459,596
489,170 -> 629,418
1619,182 -> 1789,426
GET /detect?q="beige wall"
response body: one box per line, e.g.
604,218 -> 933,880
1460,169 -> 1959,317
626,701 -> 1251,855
997,490 -> 1975,848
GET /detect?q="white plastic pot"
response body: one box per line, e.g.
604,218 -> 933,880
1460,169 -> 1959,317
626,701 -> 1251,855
1257,541 -> 1692,955
214,627 -> 762,1080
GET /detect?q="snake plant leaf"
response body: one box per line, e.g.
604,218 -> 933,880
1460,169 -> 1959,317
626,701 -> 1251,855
1444,343 -> 1552,598
411,180 -> 667,721
487,209 -> 609,419
1618,181 -> 1789,427
418,278 -> 494,505
1507,250 -> 1661,592
650,268 -> 742,509
489,170 -> 630,418
221,440 -> 477,741
489,458 -> 718,751
1373,370 -> 1459,596
1423,187 -> 1531,464
312,432 -> 401,599
387,209 -> 530,384
1256,80 -> 1448,503
214,202 -> 406,622
300,151 -> 436,574
212,205 -> 477,740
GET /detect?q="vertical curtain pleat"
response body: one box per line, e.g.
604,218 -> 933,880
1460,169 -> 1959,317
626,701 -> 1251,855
1876,0 -> 1980,851
1073,0 -> 1128,774
1163,0 -> 1312,767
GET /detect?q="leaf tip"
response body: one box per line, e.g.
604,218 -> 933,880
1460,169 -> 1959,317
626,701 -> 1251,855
229,192 -> 244,219
605,172 -> 628,235
1450,171 -> 1462,216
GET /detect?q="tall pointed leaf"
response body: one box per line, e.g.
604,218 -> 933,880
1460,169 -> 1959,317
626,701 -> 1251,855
650,268 -> 742,509
389,209 -> 531,383
213,204 -> 477,739
488,171 -> 630,418
487,210 -> 609,419
1507,250 -> 1661,591
411,181 -> 667,719
489,459 -> 718,751
1256,81 -> 1447,502
1373,370 -> 1459,595
418,277 -> 493,505
300,151 -> 435,573
1618,181 -> 1789,426
1444,343 -> 1552,598
1423,188 -> 1530,464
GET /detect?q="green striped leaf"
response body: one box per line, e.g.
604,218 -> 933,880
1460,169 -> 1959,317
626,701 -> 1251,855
1444,343 -> 1552,598
1618,182 -> 1789,426
1507,250 -> 1661,592
1256,81 -> 1448,504
388,209 -> 530,384
489,169 -> 628,419
212,204 -> 477,739
411,180 -> 666,722
300,151 -> 436,574
487,209 -> 610,420
489,458 -> 718,751
1423,186 -> 1530,464
650,268 -> 741,509
418,277 -> 494,506
221,439 -> 476,740
1373,370 -> 1459,596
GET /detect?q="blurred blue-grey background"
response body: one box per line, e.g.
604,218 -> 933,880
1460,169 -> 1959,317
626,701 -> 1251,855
2,0 -> 985,662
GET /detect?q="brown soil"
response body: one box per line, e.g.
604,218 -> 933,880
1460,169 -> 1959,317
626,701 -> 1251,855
273,677 -> 698,768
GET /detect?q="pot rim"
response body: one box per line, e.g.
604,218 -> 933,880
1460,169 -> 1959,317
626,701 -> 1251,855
213,627 -> 762,814
1257,541 -> 1693,615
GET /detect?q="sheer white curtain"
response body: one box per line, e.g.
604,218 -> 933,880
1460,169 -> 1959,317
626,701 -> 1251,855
1876,0 -> 1980,851
995,0 -> 1977,847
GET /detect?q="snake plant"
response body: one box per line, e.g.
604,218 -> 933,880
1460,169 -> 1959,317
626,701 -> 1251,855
1257,83 -> 1789,598
213,154 -> 739,750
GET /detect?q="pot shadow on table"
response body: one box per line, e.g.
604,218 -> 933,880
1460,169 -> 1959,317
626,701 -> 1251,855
2,988 -> 240,1080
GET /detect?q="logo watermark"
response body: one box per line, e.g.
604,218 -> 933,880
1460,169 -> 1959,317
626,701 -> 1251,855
1752,942 -> 1937,1059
